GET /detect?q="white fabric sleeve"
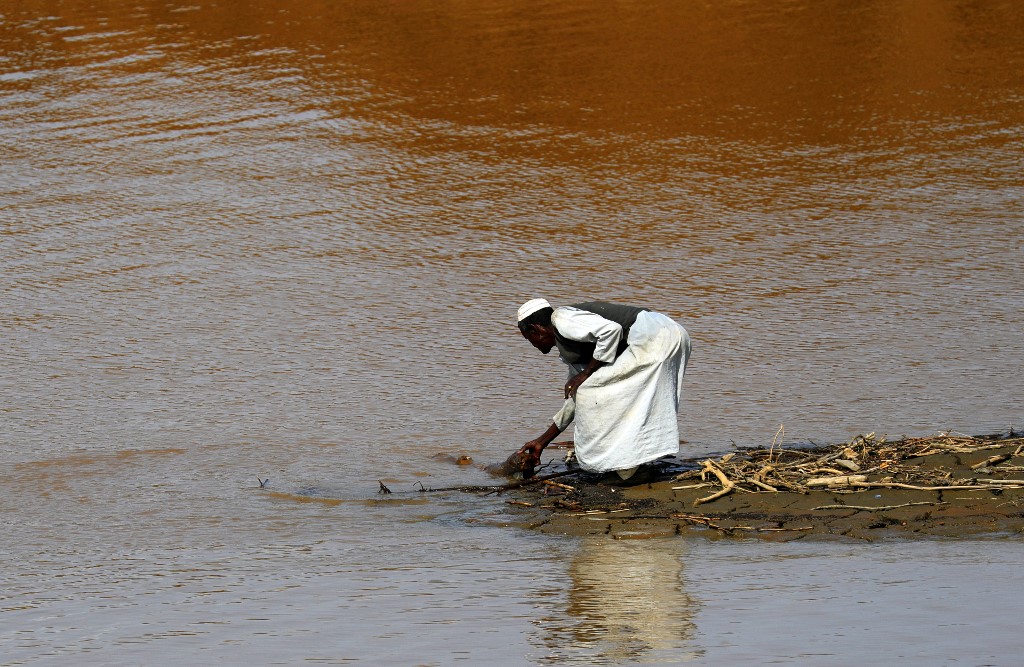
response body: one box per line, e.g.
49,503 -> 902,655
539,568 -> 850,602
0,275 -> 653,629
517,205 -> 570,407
551,307 -> 623,363
553,397 -> 576,430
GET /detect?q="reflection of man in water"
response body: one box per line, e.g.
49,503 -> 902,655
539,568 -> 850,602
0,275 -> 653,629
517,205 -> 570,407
540,536 -> 698,664
515,299 -> 691,480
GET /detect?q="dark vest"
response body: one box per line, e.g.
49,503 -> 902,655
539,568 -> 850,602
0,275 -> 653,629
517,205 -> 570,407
554,301 -> 647,365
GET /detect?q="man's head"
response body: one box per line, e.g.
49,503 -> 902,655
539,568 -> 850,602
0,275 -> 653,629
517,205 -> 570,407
517,298 -> 555,354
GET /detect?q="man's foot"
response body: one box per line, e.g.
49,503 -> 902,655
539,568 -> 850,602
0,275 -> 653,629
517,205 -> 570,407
595,465 -> 655,487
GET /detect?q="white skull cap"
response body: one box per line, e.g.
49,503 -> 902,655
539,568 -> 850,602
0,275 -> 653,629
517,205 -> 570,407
517,298 -> 551,322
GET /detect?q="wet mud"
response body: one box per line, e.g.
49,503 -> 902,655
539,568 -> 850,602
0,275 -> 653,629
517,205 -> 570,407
499,433 -> 1024,541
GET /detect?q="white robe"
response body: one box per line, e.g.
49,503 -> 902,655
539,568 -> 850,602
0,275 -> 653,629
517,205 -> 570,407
550,308 -> 691,473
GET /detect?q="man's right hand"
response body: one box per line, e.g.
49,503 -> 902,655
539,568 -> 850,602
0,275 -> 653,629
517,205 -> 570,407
517,439 -> 545,472
517,422 -> 564,475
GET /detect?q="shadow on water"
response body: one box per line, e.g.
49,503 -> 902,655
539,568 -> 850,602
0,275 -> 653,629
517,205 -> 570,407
534,535 -> 702,665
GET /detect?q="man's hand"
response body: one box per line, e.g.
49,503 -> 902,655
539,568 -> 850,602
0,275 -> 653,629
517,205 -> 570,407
517,423 -> 564,476
564,372 -> 588,399
564,358 -> 607,399
517,438 -> 546,471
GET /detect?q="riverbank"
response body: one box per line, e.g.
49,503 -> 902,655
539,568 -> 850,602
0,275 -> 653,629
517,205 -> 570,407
502,433 -> 1024,541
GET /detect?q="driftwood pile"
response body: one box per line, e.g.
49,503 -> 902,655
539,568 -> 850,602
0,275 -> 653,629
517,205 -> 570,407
672,432 -> 1024,506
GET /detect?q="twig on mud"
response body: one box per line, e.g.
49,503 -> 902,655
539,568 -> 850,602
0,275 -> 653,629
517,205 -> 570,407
672,432 -> 1024,501
851,481 -> 1021,491
381,469 -> 584,496
744,477 -> 779,492
694,460 -> 736,506
812,501 -> 947,512
806,474 -> 868,487
768,423 -> 784,464
671,513 -> 741,533
483,469 -> 583,495
971,453 -> 1013,470
670,513 -> 813,535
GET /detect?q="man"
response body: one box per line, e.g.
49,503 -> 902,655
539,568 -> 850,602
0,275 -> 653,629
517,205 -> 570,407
516,298 -> 692,480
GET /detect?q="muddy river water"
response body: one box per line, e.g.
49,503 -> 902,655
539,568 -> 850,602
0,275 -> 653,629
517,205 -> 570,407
2,1 -> 1023,664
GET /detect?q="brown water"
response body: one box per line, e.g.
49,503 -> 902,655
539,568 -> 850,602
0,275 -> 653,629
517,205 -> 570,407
2,1 -> 1023,664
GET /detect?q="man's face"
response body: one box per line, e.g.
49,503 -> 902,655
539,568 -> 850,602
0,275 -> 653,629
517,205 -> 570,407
522,324 -> 555,354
